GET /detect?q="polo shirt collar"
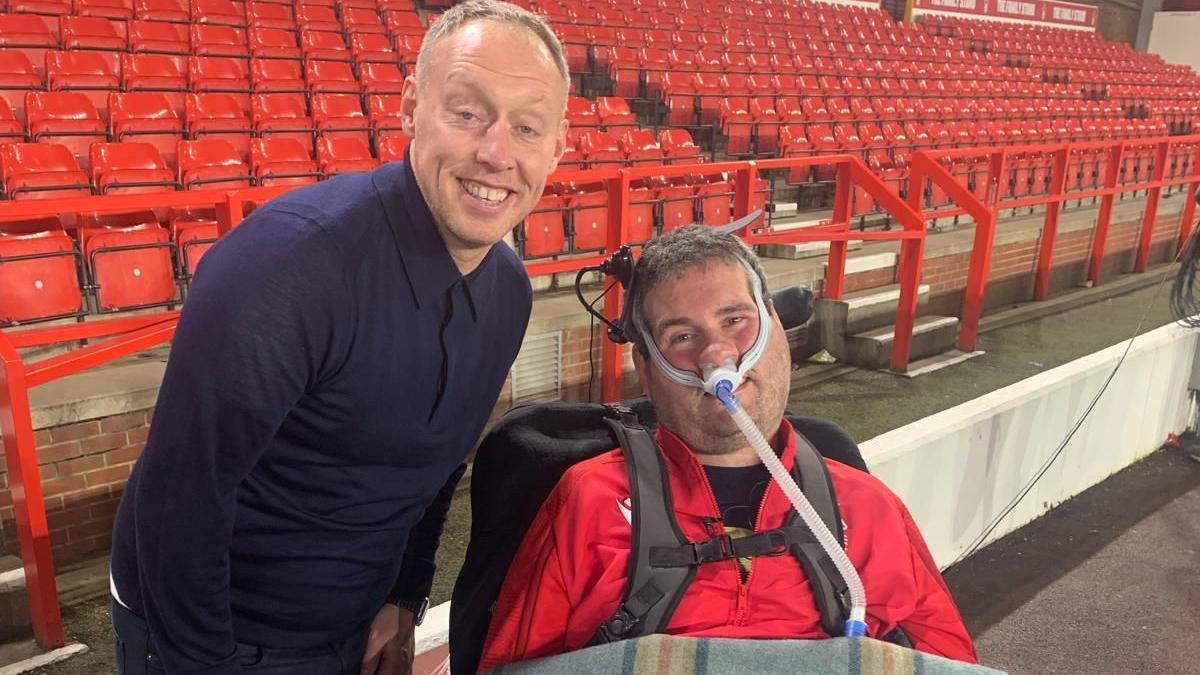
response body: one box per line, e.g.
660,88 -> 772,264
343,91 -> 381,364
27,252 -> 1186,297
375,153 -> 497,321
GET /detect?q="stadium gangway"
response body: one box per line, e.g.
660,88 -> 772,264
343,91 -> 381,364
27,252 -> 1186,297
0,153 -> 927,647
908,134 -> 1200,352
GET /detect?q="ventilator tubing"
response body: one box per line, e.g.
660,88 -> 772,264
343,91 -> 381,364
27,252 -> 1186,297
712,383 -> 869,638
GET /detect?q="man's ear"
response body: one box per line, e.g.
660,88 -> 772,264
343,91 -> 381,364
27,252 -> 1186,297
400,75 -> 418,137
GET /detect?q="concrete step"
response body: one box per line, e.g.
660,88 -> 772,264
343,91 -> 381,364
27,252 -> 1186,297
811,283 -> 930,359
841,283 -> 931,335
894,348 -> 987,379
844,315 -> 960,370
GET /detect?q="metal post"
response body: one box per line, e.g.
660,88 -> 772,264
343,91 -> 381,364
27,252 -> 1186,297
1177,143 -> 1200,257
958,151 -> 1006,352
890,234 -> 925,372
1134,140 -> 1170,273
600,170 -> 632,403
1032,148 -> 1070,301
824,161 -> 852,300
1089,143 -> 1125,286
0,338 -> 64,648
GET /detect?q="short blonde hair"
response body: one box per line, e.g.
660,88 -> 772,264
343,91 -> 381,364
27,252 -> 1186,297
415,0 -> 569,90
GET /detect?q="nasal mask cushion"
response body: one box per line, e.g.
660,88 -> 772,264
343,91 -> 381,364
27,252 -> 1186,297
634,259 -> 771,397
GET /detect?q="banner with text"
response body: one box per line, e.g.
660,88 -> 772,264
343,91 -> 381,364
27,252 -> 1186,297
911,0 -> 1098,30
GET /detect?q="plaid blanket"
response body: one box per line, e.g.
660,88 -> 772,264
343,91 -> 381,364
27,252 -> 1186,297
486,635 -> 1006,675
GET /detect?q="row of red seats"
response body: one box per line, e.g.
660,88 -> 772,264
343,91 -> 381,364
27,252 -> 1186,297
0,14 -> 425,69
0,88 -> 411,169
0,50 -> 413,116
0,137 -> 401,201
0,0 -> 419,25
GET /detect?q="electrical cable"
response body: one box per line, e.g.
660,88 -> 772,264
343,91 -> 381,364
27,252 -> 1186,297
585,277 -> 618,403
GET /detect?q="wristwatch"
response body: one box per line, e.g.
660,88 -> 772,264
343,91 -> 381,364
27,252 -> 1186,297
394,597 -> 429,626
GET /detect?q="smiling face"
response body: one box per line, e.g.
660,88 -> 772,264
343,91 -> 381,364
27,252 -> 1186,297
400,19 -> 568,274
634,260 -> 792,459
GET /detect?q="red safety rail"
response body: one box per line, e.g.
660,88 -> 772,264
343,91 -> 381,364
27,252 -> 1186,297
546,155 -> 929,401
1,313 -> 180,647
0,153 -> 928,645
909,134 -> 1200,352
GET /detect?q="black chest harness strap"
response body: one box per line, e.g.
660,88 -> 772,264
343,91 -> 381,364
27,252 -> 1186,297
589,406 -> 853,645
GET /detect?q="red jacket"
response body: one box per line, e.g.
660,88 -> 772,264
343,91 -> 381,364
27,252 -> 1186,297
480,421 -> 977,671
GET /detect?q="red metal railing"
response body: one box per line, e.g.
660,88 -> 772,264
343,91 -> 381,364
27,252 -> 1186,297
908,134 -> 1200,351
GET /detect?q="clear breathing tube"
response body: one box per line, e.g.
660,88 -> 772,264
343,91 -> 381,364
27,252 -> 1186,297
710,382 -> 868,637
634,258 -> 868,637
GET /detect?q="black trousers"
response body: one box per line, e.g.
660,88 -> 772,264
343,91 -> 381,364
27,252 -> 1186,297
111,598 -> 370,674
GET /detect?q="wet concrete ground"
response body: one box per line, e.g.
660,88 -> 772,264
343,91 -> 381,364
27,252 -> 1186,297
31,279 -> 1184,673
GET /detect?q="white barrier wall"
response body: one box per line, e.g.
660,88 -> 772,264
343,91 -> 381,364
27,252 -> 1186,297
864,321 -> 1197,567
1148,12 -> 1200,73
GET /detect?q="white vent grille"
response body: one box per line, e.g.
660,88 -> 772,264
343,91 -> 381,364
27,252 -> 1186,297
511,332 -> 562,405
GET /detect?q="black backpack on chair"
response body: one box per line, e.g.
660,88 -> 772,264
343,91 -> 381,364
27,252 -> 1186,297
448,398 -> 871,675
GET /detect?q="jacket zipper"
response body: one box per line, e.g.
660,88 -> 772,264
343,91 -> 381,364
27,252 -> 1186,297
735,477 -> 776,625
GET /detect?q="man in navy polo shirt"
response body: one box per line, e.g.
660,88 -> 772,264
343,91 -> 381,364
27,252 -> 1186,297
109,2 -> 569,673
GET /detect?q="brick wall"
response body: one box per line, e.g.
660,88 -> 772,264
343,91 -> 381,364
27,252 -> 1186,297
0,410 -> 151,569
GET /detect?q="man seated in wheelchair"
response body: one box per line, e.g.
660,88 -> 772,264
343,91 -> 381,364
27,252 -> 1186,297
477,225 -> 977,669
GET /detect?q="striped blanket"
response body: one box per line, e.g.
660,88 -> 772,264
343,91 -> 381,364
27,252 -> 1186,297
486,635 -> 1006,675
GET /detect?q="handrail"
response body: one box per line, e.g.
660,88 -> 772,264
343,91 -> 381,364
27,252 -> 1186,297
910,134 -> 1200,352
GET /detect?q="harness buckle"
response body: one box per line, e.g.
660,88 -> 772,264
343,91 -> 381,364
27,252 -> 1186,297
690,534 -> 735,564
763,529 -> 790,556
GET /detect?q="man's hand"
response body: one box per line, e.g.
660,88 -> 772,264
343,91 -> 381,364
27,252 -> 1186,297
360,604 -> 417,675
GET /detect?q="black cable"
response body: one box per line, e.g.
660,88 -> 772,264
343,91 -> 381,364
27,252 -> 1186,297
951,233 -> 1186,568
585,278 -> 618,403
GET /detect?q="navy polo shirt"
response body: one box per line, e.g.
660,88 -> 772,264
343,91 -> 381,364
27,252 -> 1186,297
110,159 -> 532,673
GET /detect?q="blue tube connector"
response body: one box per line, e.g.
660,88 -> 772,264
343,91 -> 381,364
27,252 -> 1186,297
844,619 -> 868,637
713,380 -> 737,410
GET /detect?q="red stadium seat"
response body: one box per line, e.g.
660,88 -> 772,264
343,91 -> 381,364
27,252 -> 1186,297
128,20 -> 190,55
578,130 -> 624,168
185,92 -> 252,157
0,142 -> 92,200
248,26 -> 301,61
109,91 -> 183,167
366,93 -> 404,139
375,132 -> 409,163
618,128 -> 662,167
0,99 -> 24,143
306,59 -> 360,95
246,1 -> 294,30
359,61 -> 404,96
659,129 -> 702,165
596,96 -> 637,135
311,93 -> 369,145
520,194 -> 565,257
719,97 -> 752,156
192,0 -> 247,27
250,137 -> 319,186
251,92 -> 313,154
134,0 -> 188,23
341,7 -> 385,35
394,34 -> 422,74
295,4 -> 339,32
566,96 -> 599,132
315,135 -> 377,176
61,16 -> 127,51
89,141 -> 177,194
121,53 -> 187,114
9,0 -> 72,17
189,56 -> 251,108
25,91 -> 107,170
566,188 -> 607,252
191,24 -> 250,59
77,214 -> 177,311
0,51 -> 43,122
74,0 -> 134,19
45,50 -> 121,118
168,208 -> 218,278
350,32 -> 395,66
696,179 -> 732,225
251,58 -> 305,94
300,29 -> 350,62
384,10 -> 423,39
0,223 -> 84,325
176,137 -> 251,189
